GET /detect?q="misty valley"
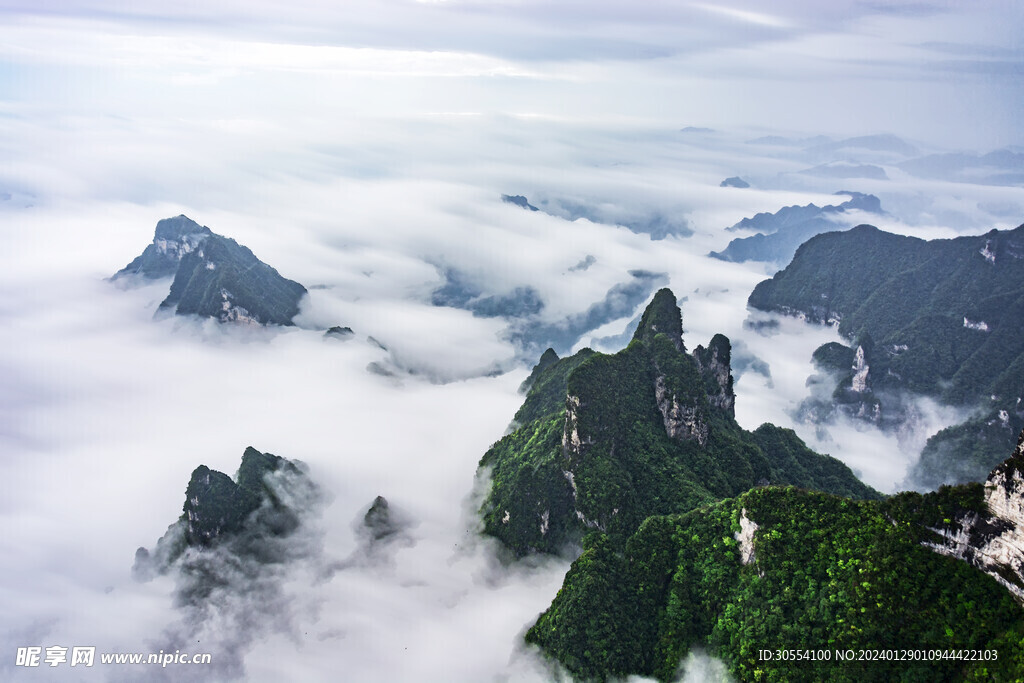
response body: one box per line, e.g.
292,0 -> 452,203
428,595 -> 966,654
4,5 -> 1024,681
92,176 -> 1024,681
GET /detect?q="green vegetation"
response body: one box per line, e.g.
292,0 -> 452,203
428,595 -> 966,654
481,287 -> 1024,682
749,223 -> 1024,487
812,342 -> 855,374
528,484 -> 1024,682
478,288 -> 878,557
183,446 -> 300,547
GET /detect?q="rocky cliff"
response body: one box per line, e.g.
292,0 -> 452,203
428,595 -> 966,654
923,431 -> 1024,600
114,215 -> 213,279
133,447 -> 314,579
114,215 -> 308,326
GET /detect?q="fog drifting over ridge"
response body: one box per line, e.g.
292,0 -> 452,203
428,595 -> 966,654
2,1 -> 1024,681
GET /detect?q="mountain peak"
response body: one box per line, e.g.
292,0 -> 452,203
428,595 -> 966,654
113,215 -> 212,280
114,216 -> 308,326
632,288 -> 684,351
153,215 -> 212,242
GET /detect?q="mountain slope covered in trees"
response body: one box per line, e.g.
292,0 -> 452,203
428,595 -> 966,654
525,432 -> 1024,682
477,289 -> 878,558
748,223 -> 1024,488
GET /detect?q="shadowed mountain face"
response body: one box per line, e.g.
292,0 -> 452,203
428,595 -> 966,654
749,222 -> 1024,488
477,288 -> 878,558
133,447 -> 313,578
114,215 -> 307,326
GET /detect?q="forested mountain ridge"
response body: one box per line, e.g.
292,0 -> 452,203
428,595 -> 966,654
748,223 -> 1024,488
477,289 -> 878,558
526,431 -> 1024,682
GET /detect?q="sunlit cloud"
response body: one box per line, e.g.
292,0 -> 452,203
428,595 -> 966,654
690,2 -> 791,29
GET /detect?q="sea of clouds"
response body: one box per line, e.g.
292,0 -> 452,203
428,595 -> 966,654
2,1 -> 1023,680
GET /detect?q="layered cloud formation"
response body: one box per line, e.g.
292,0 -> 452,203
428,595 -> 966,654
1,1 -> 1022,680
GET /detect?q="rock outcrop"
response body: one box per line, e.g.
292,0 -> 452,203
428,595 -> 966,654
114,215 -> 212,280
114,215 -> 308,326
924,430 -> 1024,601
633,288 -> 684,351
693,334 -> 736,417
654,374 -> 708,446
133,447 -> 314,580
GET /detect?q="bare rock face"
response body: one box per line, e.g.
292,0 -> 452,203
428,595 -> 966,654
113,215 -> 213,280
562,394 -> 587,460
924,430 -> 1024,601
734,508 -> 759,566
850,345 -> 869,393
654,374 -> 708,446
693,334 -> 736,417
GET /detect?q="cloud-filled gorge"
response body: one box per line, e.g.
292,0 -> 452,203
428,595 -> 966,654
2,1 -> 1023,681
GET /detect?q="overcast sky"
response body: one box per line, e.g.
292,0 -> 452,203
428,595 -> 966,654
1,2 -> 1023,681
0,0 -> 1021,150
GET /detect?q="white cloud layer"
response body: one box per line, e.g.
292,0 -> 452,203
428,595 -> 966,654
1,1 -> 1023,680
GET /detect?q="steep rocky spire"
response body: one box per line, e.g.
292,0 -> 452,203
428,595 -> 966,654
632,288 -> 684,352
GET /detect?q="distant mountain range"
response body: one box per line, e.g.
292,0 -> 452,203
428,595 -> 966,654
502,192 -> 692,240
747,133 -> 919,159
899,149 -> 1024,187
804,133 -> 921,159
709,191 -> 883,266
799,162 -> 888,180
749,223 -> 1024,488
745,133 -> 1024,187
431,263 -> 668,359
113,215 -> 307,326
